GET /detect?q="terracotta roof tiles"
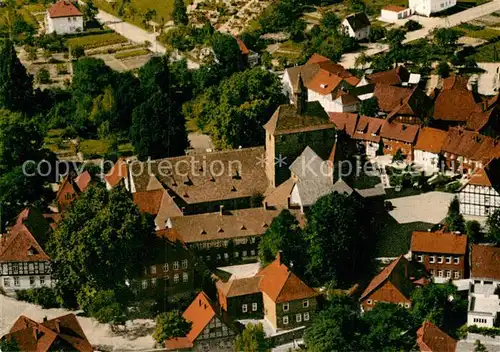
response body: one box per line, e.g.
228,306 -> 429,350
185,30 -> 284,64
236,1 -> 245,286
414,127 -> 448,154
416,321 -> 457,352
48,0 -> 82,18
411,231 -> 467,255
367,66 -> 410,86
471,244 -> 500,281
380,121 -> 419,144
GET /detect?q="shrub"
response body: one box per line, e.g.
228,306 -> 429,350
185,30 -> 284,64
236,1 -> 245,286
403,20 -> 422,32
437,61 -> 451,78
37,68 -> 51,84
71,45 -> 85,59
17,287 -> 60,309
468,325 -> 500,337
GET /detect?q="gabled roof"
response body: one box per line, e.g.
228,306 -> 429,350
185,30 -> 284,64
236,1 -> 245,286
235,38 -> 249,55
360,256 -> 416,302
367,66 -> 410,86
104,158 -> 128,188
256,254 -> 317,303
380,121 -> 419,144
352,115 -> 384,143
414,127 -> 448,154
416,321 -> 457,352
411,231 -> 467,255
373,84 -> 413,113
4,313 -> 92,352
183,292 -> 222,342
433,76 -> 479,122
441,127 -> 500,162
133,189 -> 166,215
344,12 -> 371,31
263,102 -> 334,136
48,0 -> 83,18
263,177 -> 295,209
328,112 -> 358,137
387,87 -> 432,119
217,276 -> 262,298
471,244 -> 500,281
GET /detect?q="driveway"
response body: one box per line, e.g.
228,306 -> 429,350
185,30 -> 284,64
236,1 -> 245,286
387,191 -> 455,224
95,10 -> 200,69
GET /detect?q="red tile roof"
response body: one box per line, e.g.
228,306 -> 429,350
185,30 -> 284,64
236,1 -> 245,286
416,321 -> 457,352
256,253 -> 317,303
414,127 -> 448,154
165,337 -> 193,350
442,127 -> 500,163
471,244 -> 500,281
383,5 -> 408,12
104,158 -> 128,188
48,0 -> 82,18
4,313 -> 92,352
411,231 -> 467,255
360,256 -> 417,302
373,84 -> 413,112
352,115 -> 384,143
467,159 -> 500,187
133,189 -> 165,215
380,121 -> 419,143
235,38 -> 249,55
182,292 -> 219,342
328,112 -> 358,136
433,76 -> 479,122
367,66 -> 410,86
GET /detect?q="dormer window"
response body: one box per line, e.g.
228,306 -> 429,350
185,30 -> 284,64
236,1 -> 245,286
27,247 -> 38,256
320,84 -> 328,89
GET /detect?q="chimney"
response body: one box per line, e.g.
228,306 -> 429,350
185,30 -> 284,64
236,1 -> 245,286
32,327 -> 38,341
43,316 -> 47,322
54,319 -> 60,334
286,196 -> 291,209
294,72 -> 307,115
219,205 -> 224,216
277,250 -> 283,265
263,201 -> 268,210
199,299 -> 201,306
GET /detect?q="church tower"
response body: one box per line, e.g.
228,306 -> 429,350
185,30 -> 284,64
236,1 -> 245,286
293,72 -> 307,115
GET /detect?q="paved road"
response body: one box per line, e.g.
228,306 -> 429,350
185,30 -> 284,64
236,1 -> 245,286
95,9 -> 200,69
341,0 -> 500,68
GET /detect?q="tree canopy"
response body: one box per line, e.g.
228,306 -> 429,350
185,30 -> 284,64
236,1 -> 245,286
48,186 -> 154,308
233,323 -> 271,352
153,311 -> 192,343
445,197 -> 465,233
172,0 -> 189,25
487,209 -> 500,244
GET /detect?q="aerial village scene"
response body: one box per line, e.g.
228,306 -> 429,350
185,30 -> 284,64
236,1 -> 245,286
3,0 -> 500,350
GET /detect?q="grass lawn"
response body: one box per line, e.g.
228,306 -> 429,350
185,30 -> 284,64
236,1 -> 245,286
66,32 -> 128,49
364,0 -> 408,12
115,48 -> 149,59
350,172 -> 381,190
80,139 -> 134,158
454,24 -> 500,40
472,40 -> 500,61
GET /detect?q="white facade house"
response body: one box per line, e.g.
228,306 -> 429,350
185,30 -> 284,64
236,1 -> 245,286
342,12 -> 371,40
459,162 -> 500,217
380,5 -> 412,22
409,0 -> 456,17
46,0 -> 83,35
413,127 -> 447,175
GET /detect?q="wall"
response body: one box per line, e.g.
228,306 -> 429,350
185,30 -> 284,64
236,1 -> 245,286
282,71 -> 294,103
266,132 -> 276,187
382,139 -> 414,161
227,293 -> 264,319
263,292 -> 277,329
361,281 -> 411,312
459,184 -> 500,217
413,150 -> 439,170
0,274 -> 52,292
47,15 -> 83,35
413,252 -> 466,280
468,312 -> 496,328
409,0 -> 456,16
275,297 -> 317,330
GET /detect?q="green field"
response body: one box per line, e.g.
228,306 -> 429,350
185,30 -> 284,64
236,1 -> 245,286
66,32 -> 128,49
454,23 -> 500,40
115,48 -> 150,59
472,40 -> 500,61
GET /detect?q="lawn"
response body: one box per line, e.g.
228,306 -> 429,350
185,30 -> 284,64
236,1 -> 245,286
115,48 -> 150,59
454,23 -> 500,41
66,32 -> 129,49
350,172 -> 381,190
472,40 -> 500,61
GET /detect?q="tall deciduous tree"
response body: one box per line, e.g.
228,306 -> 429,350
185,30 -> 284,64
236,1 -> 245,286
0,39 -> 33,112
172,0 -> 188,26
359,97 -> 379,116
234,323 -> 271,352
82,0 -> 98,25
305,192 -> 372,286
386,28 -> 406,50
487,209 -> 500,244
304,295 -> 361,352
48,186 -> 154,308
259,209 -> 308,276
445,197 -> 465,233
211,32 -> 244,75
153,312 -> 192,343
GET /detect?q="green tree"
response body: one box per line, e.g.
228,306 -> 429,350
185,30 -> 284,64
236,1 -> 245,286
130,91 -> 187,159
403,19 -> 422,32
474,339 -> 488,352
411,282 -> 467,336
48,186 -> 154,308
345,0 -> 366,12
258,209 -> 308,276
466,220 -> 482,244
0,39 -> 33,112
88,290 -> 126,324
359,97 -> 379,116
172,0 -> 188,26
433,28 -> 461,47
82,0 -> 98,24
386,28 -> 406,50
437,61 -> 451,78
153,311 -> 192,343
71,45 -> 85,59
212,32 -> 245,75
320,11 -> 340,32
0,337 -> 20,352
142,8 -> 157,28
305,192 -> 371,286
393,148 -> 404,162
233,323 -> 270,352
304,295 -> 361,352
487,209 -> 500,244
445,197 -> 465,233
360,303 -> 416,351
72,58 -> 114,99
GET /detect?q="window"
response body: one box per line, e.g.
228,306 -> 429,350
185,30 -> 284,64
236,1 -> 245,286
174,274 -> 179,283
438,270 -> 443,277
367,299 -> 372,305
202,343 -> 210,351
142,280 -> 147,289
234,252 -> 239,258
250,250 -> 255,256
283,302 -> 289,312
242,251 -> 247,257
150,265 -> 156,274
183,272 -> 188,283
417,255 -> 423,262
206,256 -> 211,261
12,263 -> 18,274
438,256 -> 444,264
454,271 -> 460,279
405,303 -> 411,308
430,269 -> 435,275
303,299 -> 309,308
446,270 -> 451,278
173,261 -> 179,270
252,303 -> 258,311
283,316 -> 289,325
182,259 -> 188,269
39,276 -> 45,286
296,314 -> 302,323
151,278 -> 157,286
446,256 -> 452,264
429,256 -> 435,263
29,277 -> 35,286
28,263 -> 34,273
454,257 -> 460,264
216,254 -> 221,260
242,304 -> 248,313
224,253 -> 229,259
3,278 -> 10,287
163,263 -> 169,272
14,277 -> 19,287
304,312 -> 310,321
